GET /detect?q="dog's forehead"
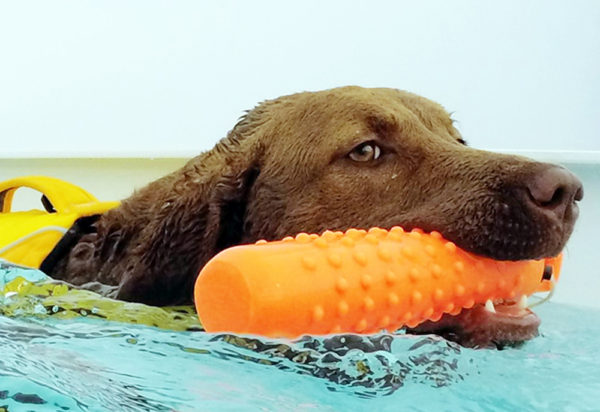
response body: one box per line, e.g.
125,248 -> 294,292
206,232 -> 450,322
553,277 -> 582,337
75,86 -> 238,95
351,89 -> 453,129
263,87 -> 452,132
258,87 -> 460,165
296,87 -> 454,134
322,89 -> 454,139
320,86 -> 448,113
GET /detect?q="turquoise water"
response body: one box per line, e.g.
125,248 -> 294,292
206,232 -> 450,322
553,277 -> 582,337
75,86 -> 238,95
1,302 -> 599,411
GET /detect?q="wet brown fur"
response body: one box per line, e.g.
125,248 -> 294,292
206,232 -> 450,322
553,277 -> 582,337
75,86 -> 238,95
47,87 -> 579,305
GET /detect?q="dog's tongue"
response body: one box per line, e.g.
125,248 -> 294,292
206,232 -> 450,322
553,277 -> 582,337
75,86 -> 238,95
405,302 -> 541,349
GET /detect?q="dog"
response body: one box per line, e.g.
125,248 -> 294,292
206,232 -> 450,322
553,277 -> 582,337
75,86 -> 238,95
42,86 -> 583,347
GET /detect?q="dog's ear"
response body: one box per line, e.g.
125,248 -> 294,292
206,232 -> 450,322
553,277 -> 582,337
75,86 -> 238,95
110,145 -> 263,305
111,122 -> 266,304
139,130 -> 265,267
206,161 -> 261,252
199,109 -> 271,254
49,107 -> 270,305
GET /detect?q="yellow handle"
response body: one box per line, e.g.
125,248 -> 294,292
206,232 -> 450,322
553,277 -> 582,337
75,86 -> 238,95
0,176 -> 100,214
0,176 -> 120,268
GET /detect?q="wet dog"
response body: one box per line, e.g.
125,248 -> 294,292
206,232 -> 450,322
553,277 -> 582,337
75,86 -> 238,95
44,86 -> 583,347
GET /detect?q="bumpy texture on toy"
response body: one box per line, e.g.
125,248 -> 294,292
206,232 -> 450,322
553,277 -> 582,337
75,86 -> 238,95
195,227 -> 561,338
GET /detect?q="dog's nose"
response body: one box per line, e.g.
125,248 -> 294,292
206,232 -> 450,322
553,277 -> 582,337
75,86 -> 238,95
525,166 -> 583,221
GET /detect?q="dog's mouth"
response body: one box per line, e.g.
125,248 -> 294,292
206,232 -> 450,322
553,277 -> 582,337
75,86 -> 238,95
405,296 -> 542,349
388,225 -> 559,349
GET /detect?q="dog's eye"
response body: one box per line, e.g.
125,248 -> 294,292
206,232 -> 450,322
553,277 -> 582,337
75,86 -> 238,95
349,142 -> 381,162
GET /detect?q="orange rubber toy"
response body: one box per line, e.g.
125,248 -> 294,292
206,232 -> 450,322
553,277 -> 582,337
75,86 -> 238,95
194,227 -> 561,338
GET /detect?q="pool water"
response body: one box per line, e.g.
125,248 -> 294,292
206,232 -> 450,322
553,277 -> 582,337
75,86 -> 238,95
1,264 -> 599,411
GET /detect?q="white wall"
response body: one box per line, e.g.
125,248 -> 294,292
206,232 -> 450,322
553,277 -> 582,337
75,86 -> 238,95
1,0 -> 599,157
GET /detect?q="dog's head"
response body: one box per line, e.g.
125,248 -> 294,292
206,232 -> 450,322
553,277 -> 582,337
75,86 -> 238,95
211,86 -> 582,347
223,87 -> 581,258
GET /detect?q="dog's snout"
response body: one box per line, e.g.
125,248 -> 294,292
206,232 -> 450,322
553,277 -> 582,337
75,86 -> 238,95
524,166 -> 583,220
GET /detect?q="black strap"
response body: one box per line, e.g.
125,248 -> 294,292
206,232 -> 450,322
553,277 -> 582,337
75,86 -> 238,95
40,215 -> 100,274
41,195 -> 56,213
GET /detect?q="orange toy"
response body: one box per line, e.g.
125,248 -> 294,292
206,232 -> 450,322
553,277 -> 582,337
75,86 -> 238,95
194,227 -> 561,338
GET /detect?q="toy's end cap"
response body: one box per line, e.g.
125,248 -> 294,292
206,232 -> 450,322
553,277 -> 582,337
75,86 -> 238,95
194,260 -> 251,333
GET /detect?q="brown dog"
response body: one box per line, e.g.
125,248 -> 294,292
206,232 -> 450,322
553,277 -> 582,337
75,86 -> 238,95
43,86 -> 583,346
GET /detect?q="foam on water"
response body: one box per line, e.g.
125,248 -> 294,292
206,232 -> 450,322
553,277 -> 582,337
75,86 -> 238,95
1,302 -> 599,412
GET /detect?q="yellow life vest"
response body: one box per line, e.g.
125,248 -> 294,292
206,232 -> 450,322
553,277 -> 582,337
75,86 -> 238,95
0,176 -> 119,268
